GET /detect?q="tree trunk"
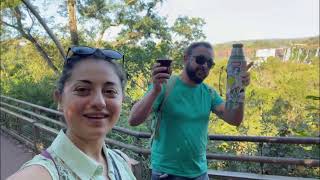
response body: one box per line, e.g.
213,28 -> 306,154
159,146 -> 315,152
23,32 -> 60,74
12,7 -> 60,74
67,0 -> 79,45
21,0 -> 66,60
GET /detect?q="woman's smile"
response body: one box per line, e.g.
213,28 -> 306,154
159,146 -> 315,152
83,112 -> 109,126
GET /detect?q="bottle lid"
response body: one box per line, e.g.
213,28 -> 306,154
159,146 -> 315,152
230,43 -> 245,60
233,43 -> 243,48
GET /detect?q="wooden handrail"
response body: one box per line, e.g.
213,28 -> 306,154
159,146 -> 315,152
105,137 -> 150,155
2,95 -> 320,145
34,122 -> 59,136
2,106 -> 320,167
1,95 -> 63,116
208,134 -> 320,144
112,126 -> 150,138
207,170 -> 318,180
1,102 -> 66,127
1,107 -> 36,124
206,153 -> 320,167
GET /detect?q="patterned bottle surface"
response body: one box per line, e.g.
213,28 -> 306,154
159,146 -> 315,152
226,43 -> 246,110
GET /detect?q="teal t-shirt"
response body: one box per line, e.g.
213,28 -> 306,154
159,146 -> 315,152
149,76 -> 223,178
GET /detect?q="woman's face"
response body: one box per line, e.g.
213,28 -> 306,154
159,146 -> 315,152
57,59 -> 123,140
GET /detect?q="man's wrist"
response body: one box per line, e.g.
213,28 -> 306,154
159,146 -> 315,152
238,88 -> 245,103
150,88 -> 161,98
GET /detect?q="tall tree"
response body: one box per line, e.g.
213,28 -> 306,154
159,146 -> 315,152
67,0 -> 79,45
1,6 -> 60,74
75,0 -> 205,76
21,0 -> 66,59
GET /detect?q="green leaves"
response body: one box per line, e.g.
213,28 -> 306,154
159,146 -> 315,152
172,16 -> 206,41
0,0 -> 21,10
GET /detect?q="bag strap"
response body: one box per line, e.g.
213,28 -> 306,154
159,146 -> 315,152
153,75 -> 178,139
113,149 -> 132,163
157,75 -> 178,112
41,149 -> 60,179
109,153 -> 122,180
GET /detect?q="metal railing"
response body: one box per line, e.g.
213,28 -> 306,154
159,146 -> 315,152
1,95 -> 319,179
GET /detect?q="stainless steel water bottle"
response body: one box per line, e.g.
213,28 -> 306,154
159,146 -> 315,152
226,43 -> 247,110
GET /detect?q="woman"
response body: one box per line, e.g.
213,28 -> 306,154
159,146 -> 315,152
8,46 -> 136,180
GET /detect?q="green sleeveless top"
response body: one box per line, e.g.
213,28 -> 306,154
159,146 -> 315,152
21,130 -> 136,180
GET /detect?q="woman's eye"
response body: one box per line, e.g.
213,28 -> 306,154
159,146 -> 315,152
76,88 -> 89,92
74,87 -> 90,95
104,89 -> 117,95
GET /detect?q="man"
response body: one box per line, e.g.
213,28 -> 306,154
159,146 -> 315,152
128,42 -> 251,179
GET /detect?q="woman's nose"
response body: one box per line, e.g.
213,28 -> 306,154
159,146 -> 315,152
91,91 -> 106,109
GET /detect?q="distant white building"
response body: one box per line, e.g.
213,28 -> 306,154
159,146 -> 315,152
256,49 -> 276,60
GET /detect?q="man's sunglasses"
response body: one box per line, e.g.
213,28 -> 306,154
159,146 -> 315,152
193,55 -> 215,68
66,46 -> 124,64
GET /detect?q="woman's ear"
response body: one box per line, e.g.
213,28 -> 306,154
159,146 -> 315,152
183,54 -> 189,64
183,54 -> 187,62
53,90 -> 63,111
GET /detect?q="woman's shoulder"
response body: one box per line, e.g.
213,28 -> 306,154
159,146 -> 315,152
7,164 -> 52,180
108,149 -> 138,179
7,154 -> 57,180
109,149 -> 138,165
109,149 -> 129,161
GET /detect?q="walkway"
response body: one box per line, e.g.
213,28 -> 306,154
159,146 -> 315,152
1,132 -> 34,180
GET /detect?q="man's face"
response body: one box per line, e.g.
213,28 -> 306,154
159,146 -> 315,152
185,46 -> 214,84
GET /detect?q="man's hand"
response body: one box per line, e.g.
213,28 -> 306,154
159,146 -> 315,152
240,62 -> 254,87
128,63 -> 171,126
151,63 -> 171,94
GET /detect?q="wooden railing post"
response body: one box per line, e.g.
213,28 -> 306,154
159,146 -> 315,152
32,123 -> 41,154
131,159 -> 142,180
17,117 -> 22,135
259,142 -> 264,174
14,116 -> 19,133
1,112 -> 8,126
134,136 -> 143,155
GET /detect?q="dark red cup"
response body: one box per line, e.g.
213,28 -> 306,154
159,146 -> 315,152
156,58 -> 172,73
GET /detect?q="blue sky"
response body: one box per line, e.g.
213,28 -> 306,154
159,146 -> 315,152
37,0 -> 319,44
157,0 -> 319,44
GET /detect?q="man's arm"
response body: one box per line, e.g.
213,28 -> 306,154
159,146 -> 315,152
213,103 -> 244,126
128,63 -> 170,126
213,62 -> 253,126
128,89 -> 159,126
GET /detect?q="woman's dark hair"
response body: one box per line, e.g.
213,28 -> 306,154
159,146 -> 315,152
56,55 -> 127,94
184,41 -> 213,56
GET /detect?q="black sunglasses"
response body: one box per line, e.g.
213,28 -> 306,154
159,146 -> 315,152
66,46 -> 124,64
193,55 -> 215,68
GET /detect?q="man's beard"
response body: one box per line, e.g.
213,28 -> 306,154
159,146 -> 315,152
186,63 -> 206,84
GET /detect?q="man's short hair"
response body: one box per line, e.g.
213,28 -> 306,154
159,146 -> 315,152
184,42 -> 213,56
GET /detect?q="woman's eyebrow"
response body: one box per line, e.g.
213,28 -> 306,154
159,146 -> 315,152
74,80 -> 118,87
76,80 -> 92,84
104,81 -> 117,86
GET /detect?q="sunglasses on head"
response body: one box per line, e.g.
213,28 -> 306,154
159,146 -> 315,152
66,46 -> 124,64
193,55 -> 215,68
